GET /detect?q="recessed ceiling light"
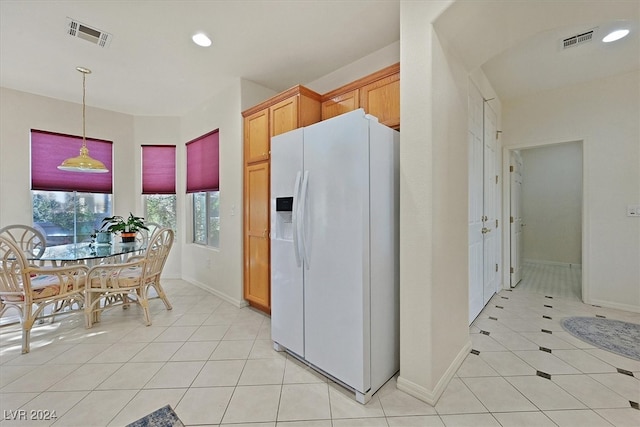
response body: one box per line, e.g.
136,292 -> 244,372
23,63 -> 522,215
192,32 -> 212,47
602,29 -> 630,43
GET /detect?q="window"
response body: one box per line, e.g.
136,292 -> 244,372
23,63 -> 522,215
142,145 -> 176,230
32,191 -> 112,245
31,130 -> 113,245
186,130 -> 219,247
192,192 -> 220,247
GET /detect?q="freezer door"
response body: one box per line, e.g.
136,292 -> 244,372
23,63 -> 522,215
301,110 -> 371,393
271,128 -> 305,357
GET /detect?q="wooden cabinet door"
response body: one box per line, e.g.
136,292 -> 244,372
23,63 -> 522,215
359,73 -> 400,129
270,96 -> 299,137
321,89 -> 359,121
244,161 -> 271,312
244,109 -> 270,163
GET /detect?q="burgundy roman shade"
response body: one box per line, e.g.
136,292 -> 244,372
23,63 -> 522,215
142,145 -> 176,194
31,130 -> 113,193
186,130 -> 219,193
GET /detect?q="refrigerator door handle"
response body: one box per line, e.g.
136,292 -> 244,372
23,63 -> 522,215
299,170 -> 310,269
292,171 -> 302,268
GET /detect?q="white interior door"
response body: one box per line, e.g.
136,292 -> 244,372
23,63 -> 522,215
469,80 -> 502,323
510,151 -> 523,287
468,82 -> 484,323
483,102 -> 499,304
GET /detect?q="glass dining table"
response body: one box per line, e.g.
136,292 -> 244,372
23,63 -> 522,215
30,241 -> 146,265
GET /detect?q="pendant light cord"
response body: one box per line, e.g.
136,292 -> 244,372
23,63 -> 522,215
82,71 -> 87,149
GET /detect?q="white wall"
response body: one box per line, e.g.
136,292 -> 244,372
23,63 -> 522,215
0,87 -> 136,226
177,77 -> 280,307
521,142 -> 582,265
503,71 -> 640,312
0,79 -> 275,304
305,41 -> 400,94
179,79 -> 245,306
0,88 -> 188,278
240,79 -> 277,112
133,115 -> 182,278
397,0 -> 471,405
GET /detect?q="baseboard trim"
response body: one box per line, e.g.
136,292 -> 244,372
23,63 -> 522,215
396,339 -> 472,406
583,296 -> 640,314
524,259 -> 581,268
182,277 -> 248,308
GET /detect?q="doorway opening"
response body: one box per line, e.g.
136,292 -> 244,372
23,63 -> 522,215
507,140 -> 584,301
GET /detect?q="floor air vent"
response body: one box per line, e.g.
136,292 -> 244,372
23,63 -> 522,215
562,29 -> 594,49
66,18 -> 112,48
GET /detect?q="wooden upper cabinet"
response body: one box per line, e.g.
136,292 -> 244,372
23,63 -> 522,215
270,96 -> 298,137
321,63 -> 400,129
244,109 -> 270,164
321,89 -> 359,121
360,72 -> 400,129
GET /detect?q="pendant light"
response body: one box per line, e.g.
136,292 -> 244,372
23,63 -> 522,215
58,66 -> 109,173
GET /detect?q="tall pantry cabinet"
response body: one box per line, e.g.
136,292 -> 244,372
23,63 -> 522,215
242,86 -> 321,314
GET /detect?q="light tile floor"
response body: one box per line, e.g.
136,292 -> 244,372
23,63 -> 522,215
0,272 -> 638,426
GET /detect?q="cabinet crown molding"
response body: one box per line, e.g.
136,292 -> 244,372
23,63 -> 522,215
242,85 -> 321,118
321,62 -> 400,101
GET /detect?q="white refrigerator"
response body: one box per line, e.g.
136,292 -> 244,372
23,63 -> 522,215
270,109 -> 399,403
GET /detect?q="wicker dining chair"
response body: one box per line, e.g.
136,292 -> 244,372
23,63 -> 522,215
0,224 -> 46,260
145,222 -> 162,239
84,228 -> 174,328
0,236 -> 87,353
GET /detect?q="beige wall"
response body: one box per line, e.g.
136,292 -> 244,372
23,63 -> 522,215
520,142 -> 583,265
503,71 -> 640,312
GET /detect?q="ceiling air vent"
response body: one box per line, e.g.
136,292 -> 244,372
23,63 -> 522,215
66,18 -> 112,48
562,29 -> 594,49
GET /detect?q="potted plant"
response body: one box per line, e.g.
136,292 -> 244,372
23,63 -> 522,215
101,213 -> 149,243
91,228 -> 112,245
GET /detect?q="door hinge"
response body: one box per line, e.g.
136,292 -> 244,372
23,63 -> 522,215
510,216 -> 514,223
495,175 -> 499,184
510,267 -> 514,273
510,165 -> 514,172
495,264 -> 499,272
495,219 -> 499,228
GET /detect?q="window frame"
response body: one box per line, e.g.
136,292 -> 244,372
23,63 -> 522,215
186,130 -> 220,247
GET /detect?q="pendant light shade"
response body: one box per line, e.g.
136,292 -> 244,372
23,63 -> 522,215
58,67 -> 109,173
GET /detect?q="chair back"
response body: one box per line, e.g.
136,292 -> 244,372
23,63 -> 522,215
146,222 -> 162,239
0,224 -> 46,259
143,228 -> 174,282
135,228 -> 148,246
0,235 -> 30,296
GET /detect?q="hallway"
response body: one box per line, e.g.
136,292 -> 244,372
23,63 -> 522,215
515,262 -> 582,301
